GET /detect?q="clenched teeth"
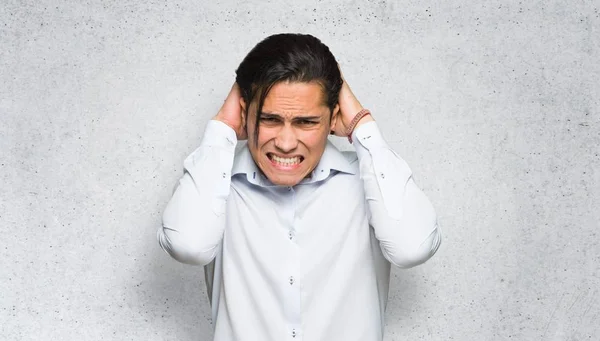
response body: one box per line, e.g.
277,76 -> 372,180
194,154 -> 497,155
270,154 -> 302,165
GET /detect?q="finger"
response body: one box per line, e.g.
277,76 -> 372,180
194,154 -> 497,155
337,63 -> 346,82
231,82 -> 241,95
224,84 -> 242,109
225,83 -> 238,100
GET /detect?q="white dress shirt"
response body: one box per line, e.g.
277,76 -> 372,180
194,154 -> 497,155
158,119 -> 441,341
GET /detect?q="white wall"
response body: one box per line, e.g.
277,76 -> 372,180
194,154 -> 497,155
2,0 -> 598,340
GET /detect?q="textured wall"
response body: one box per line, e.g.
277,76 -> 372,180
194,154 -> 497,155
2,0 -> 599,340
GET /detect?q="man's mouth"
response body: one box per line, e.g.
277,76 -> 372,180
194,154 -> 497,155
267,153 -> 304,167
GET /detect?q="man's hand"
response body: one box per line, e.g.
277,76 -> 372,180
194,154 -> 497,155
213,83 -> 247,140
331,67 -> 375,137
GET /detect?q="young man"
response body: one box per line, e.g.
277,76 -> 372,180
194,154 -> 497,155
158,33 -> 441,341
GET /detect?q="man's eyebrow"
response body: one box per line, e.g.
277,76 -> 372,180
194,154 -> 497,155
259,112 -> 282,118
294,116 -> 322,121
259,112 -> 322,120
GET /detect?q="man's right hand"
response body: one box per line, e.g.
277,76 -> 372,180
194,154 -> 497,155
213,83 -> 247,140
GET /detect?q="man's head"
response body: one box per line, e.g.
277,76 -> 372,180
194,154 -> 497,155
235,33 -> 343,187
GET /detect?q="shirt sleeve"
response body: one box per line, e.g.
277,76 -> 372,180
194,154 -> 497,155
157,119 -> 237,266
352,121 -> 442,268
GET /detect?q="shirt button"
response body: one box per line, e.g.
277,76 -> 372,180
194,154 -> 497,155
289,276 -> 294,285
380,172 -> 385,179
292,329 -> 297,337
289,231 -> 294,240
287,186 -> 292,191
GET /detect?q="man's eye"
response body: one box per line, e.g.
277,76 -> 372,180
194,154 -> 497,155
262,117 -> 278,122
298,120 -> 317,125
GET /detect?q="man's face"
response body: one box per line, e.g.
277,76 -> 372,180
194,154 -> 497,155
242,81 -> 339,187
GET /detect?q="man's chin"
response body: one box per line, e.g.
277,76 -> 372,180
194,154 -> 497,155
262,164 -> 308,186
270,177 -> 302,187
265,172 -> 305,187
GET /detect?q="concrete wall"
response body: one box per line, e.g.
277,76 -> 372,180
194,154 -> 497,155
2,0 -> 598,340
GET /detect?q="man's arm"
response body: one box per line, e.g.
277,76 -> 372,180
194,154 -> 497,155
330,67 -> 441,268
157,120 -> 236,265
353,121 -> 441,268
158,83 -> 245,266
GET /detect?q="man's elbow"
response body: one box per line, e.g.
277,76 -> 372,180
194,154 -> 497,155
386,225 -> 442,269
156,227 -> 218,266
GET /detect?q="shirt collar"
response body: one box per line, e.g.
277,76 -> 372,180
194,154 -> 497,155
232,140 -> 356,186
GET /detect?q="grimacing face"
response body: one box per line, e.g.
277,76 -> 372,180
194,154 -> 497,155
240,81 -> 339,187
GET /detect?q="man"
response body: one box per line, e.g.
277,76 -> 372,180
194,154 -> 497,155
158,33 -> 441,341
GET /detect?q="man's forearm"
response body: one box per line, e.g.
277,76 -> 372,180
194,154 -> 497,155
353,121 -> 441,268
158,120 -> 237,265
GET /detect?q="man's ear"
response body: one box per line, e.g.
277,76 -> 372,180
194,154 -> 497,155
330,104 -> 340,132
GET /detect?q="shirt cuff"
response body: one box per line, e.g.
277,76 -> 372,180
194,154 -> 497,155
184,120 -> 237,167
352,121 -> 389,159
200,119 -> 238,151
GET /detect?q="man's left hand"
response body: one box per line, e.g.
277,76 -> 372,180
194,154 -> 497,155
331,67 -> 375,137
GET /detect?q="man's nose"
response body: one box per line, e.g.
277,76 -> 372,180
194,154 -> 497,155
274,125 -> 298,152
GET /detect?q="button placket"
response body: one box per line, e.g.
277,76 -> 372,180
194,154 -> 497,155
283,186 -> 301,339
288,186 -> 296,242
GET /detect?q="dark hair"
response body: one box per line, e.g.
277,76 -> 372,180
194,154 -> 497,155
235,33 -> 343,144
